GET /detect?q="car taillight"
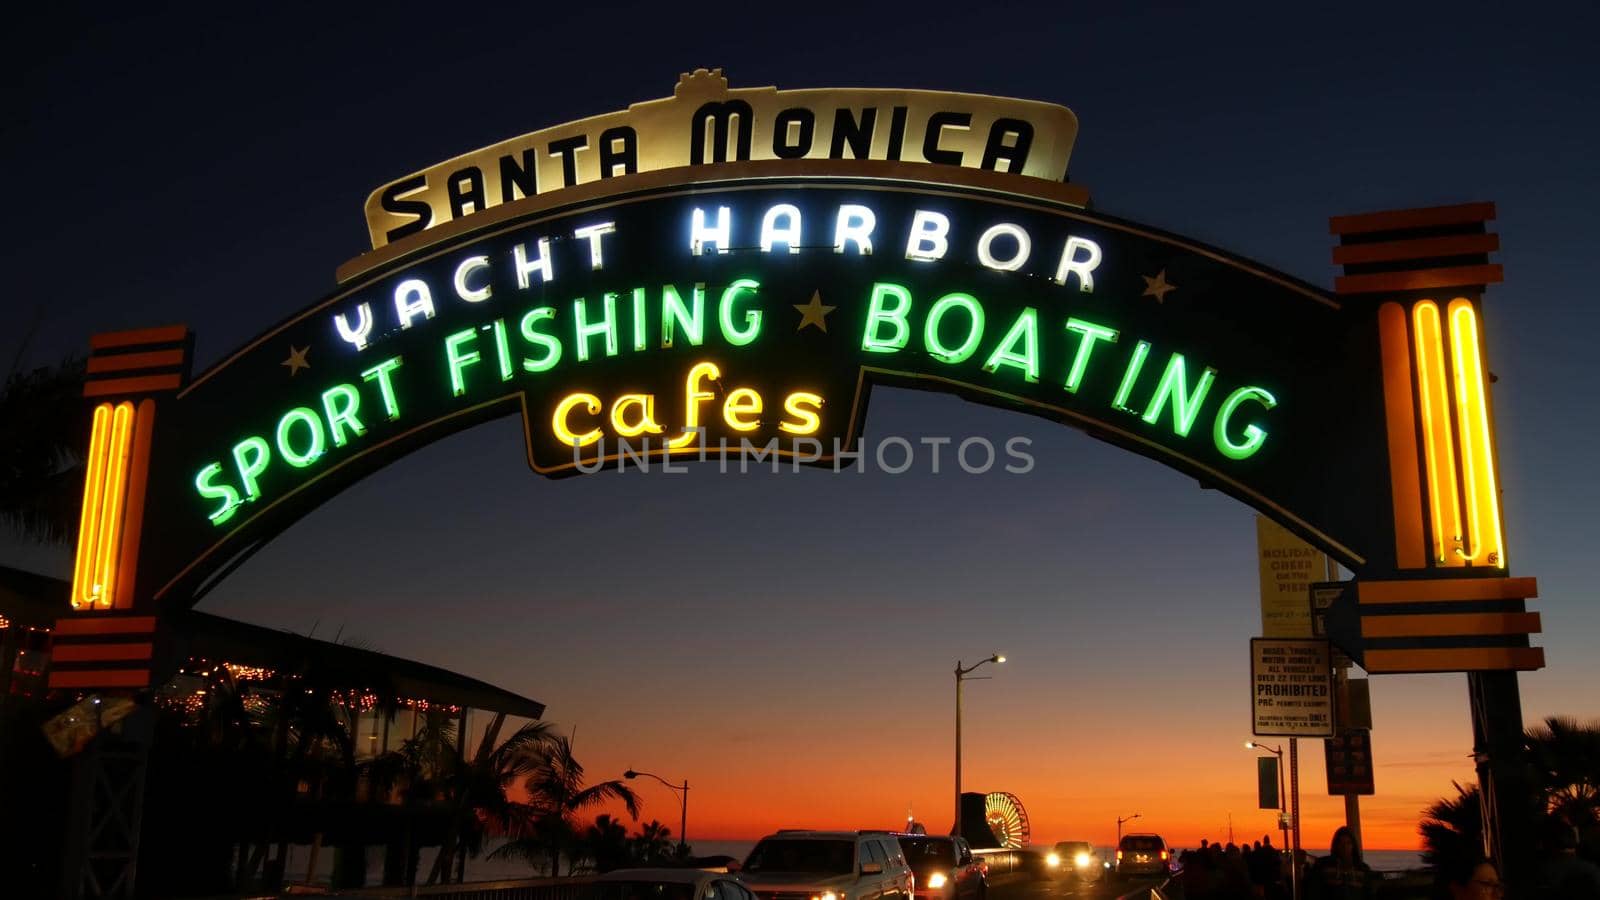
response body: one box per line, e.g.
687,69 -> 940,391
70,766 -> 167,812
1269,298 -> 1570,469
1160,850 -> 1169,861
1116,851 -> 1123,861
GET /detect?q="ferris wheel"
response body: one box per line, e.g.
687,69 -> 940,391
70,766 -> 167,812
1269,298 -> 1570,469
984,791 -> 1031,849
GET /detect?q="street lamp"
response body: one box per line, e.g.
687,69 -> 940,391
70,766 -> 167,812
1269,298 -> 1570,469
624,769 -> 690,857
1245,741 -> 1294,900
1116,812 -> 1141,845
954,653 -> 1005,837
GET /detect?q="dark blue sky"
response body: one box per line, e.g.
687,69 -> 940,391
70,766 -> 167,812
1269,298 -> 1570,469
5,2 -> 1598,844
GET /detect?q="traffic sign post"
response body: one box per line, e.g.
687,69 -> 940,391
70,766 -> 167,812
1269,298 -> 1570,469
1325,730 -> 1375,795
1251,638 -> 1335,738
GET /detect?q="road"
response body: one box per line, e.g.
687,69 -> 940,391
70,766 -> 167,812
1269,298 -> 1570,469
991,873 -> 1167,900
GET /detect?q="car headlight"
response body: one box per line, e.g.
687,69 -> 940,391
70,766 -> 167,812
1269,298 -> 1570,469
1046,853 -> 1061,868
926,873 -> 947,889
1074,852 -> 1091,868
812,892 -> 841,900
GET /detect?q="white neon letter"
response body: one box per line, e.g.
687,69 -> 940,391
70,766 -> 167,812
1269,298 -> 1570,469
334,302 -> 373,350
453,255 -> 492,302
977,223 -> 1031,272
759,204 -> 803,254
834,204 -> 876,255
573,222 -> 616,270
690,206 -> 731,255
1053,236 -> 1102,292
394,279 -> 435,329
514,237 -> 554,287
906,210 -> 950,262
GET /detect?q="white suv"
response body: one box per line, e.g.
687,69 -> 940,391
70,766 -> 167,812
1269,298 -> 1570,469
737,831 -> 915,900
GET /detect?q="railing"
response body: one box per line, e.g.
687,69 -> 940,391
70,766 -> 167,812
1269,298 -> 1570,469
320,875 -> 600,900
1112,866 -> 1183,900
971,847 -> 1045,877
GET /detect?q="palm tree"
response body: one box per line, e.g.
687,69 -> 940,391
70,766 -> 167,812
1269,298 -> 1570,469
490,734 -> 641,876
1525,716 -> 1600,828
1420,782 -> 1482,870
584,814 -> 633,873
0,354 -> 87,543
425,717 -> 559,885
631,820 -> 675,865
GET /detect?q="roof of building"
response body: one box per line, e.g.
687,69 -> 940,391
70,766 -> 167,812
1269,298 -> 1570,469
0,564 -> 545,719
0,563 -> 71,627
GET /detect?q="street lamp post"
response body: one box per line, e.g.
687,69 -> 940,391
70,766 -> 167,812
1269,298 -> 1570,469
1116,812 -> 1141,846
624,769 -> 690,857
954,653 -> 1005,837
1246,742 -> 1295,900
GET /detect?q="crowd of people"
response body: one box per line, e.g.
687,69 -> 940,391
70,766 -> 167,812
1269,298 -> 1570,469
1175,832 -> 1301,899
1168,822 -> 1600,899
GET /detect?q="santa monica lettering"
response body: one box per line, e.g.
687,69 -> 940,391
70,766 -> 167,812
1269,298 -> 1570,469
363,70 -> 1080,248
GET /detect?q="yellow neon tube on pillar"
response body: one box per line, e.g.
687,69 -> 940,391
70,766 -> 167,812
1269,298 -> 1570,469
1413,301 -> 1464,566
1448,299 -> 1506,567
69,401 -> 136,609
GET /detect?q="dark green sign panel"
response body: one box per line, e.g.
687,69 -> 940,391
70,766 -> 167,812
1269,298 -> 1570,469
142,172 -> 1393,605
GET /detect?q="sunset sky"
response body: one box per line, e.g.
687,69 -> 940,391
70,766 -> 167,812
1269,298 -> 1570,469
7,2 -> 1600,854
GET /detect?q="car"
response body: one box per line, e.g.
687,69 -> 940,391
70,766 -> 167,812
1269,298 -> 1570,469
895,833 -> 987,900
1114,834 -> 1169,880
591,867 -> 761,900
1045,841 -> 1104,882
736,830 -> 915,900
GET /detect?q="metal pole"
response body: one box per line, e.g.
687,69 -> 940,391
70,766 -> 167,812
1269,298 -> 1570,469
1290,739 -> 1302,900
1278,753 -> 1291,885
1326,555 -> 1363,856
1468,670 -> 1532,884
954,663 -> 963,837
680,782 -> 689,856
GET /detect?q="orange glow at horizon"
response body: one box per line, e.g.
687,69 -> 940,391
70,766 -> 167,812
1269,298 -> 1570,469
524,674 -> 1481,854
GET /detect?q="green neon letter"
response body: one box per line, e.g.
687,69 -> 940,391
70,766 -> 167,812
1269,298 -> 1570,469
1141,353 -> 1217,437
231,436 -> 270,501
491,319 -> 514,381
719,278 -> 763,346
276,407 -> 326,468
661,283 -> 705,348
519,307 -> 562,373
361,356 -> 403,420
631,287 -> 648,352
924,293 -> 985,364
982,307 -> 1040,383
444,328 -> 481,396
1063,318 -> 1119,393
1112,341 -> 1152,413
1214,386 -> 1277,460
195,462 -> 241,525
862,282 -> 912,353
573,295 -> 619,362
321,384 -> 365,447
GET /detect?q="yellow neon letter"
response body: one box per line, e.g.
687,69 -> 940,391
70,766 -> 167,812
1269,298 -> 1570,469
723,387 -> 763,432
552,393 -> 603,447
611,393 -> 665,437
669,361 -> 720,449
780,392 -> 824,435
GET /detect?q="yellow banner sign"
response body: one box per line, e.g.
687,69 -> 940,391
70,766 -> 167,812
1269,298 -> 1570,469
1257,515 -> 1327,637
363,69 -> 1079,249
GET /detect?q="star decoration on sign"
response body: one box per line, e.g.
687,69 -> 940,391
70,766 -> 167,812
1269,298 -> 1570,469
793,290 -> 837,332
1141,270 -> 1178,303
282,345 -> 310,376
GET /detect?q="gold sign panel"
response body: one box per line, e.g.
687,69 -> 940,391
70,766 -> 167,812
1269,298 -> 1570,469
363,68 -> 1079,249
